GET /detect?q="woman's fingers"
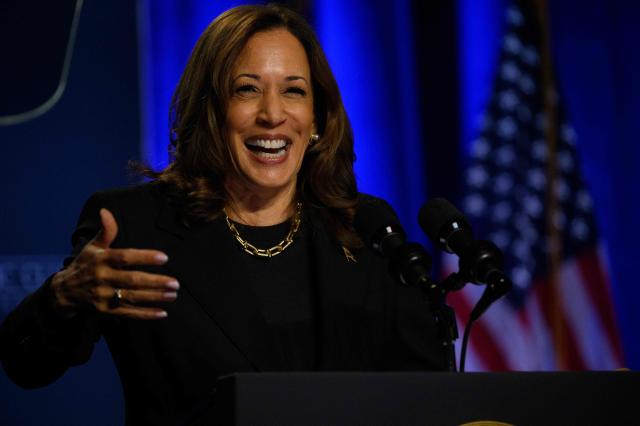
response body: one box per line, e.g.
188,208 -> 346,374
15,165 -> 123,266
56,208 -> 177,320
92,287 -> 177,320
109,288 -> 178,305
110,305 -> 169,320
105,269 -> 179,291
99,248 -> 169,267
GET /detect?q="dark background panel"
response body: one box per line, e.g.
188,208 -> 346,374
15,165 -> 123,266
0,1 -> 138,424
0,0 -> 77,116
0,1 -> 140,255
413,1 -> 461,202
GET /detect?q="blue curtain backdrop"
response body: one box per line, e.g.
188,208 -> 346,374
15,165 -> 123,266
314,0 -> 427,241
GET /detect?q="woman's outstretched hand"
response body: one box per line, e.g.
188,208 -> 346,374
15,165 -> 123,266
49,208 -> 179,320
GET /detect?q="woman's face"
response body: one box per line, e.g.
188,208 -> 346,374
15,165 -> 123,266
225,29 -> 315,199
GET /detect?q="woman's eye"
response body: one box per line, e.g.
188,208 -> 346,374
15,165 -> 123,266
235,85 -> 258,95
286,87 -> 307,96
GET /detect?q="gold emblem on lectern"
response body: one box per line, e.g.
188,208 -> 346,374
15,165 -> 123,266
459,422 -> 515,426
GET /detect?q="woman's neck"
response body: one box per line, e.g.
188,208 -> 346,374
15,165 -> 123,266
224,179 -> 297,226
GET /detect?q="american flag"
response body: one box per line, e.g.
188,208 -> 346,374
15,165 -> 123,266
447,0 -> 624,370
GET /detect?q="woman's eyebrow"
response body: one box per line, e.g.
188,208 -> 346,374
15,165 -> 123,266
233,73 -> 260,81
285,75 -> 307,83
233,74 -> 308,83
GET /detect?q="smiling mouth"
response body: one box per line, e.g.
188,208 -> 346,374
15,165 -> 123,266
245,138 -> 291,160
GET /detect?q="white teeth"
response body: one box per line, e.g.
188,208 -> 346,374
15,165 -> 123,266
253,149 -> 286,159
246,139 -> 287,149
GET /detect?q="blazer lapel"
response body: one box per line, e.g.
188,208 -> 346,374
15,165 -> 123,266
306,208 -> 369,369
156,202 -> 282,372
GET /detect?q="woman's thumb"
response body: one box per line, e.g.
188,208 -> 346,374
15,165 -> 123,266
94,208 -> 119,248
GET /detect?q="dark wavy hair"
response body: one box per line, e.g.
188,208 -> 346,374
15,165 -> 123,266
147,4 -> 361,249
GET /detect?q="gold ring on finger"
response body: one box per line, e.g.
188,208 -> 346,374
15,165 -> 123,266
110,288 -> 124,308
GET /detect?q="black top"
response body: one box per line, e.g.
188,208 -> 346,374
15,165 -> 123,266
233,218 -> 316,371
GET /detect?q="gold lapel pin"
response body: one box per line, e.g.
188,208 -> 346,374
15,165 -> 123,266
342,246 -> 357,263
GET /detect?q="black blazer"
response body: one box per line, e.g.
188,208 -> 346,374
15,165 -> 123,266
0,184 -> 445,425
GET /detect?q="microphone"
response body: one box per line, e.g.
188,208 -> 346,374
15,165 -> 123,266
354,197 -> 433,288
418,198 -> 512,319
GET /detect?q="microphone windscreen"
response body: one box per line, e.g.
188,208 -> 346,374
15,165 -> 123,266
354,196 -> 402,247
418,198 -> 470,242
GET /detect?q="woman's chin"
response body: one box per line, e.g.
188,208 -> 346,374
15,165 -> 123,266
238,160 -> 299,192
229,170 -> 297,195
247,177 -> 296,193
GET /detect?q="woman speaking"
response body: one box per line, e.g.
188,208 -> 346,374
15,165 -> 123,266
0,4 -> 444,425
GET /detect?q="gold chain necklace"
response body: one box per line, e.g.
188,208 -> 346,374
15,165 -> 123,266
224,202 -> 302,258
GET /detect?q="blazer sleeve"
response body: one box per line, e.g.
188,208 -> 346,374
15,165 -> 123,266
0,192 -> 116,388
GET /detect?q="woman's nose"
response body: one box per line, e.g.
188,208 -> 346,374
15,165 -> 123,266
257,91 -> 286,127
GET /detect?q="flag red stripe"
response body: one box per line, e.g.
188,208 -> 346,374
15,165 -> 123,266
574,247 -> 624,363
564,324 -> 587,370
516,300 -> 531,328
449,291 -> 510,371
